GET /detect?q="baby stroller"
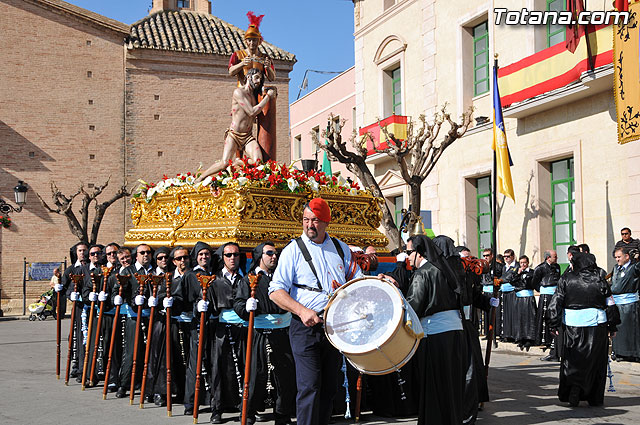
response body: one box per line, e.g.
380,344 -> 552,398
28,290 -> 56,321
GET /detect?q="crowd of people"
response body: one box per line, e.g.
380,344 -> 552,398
53,214 -> 639,425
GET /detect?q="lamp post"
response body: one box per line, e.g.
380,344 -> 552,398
0,180 -> 28,214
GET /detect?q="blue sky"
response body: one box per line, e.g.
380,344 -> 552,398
64,0 -> 355,103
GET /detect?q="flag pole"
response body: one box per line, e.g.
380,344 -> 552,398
485,54 -> 500,377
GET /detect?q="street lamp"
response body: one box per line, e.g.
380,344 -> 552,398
0,180 -> 28,214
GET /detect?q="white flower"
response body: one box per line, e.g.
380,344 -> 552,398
186,175 -> 196,185
308,176 -> 319,192
200,176 -> 213,187
146,187 -> 156,200
257,164 -> 265,171
338,175 -> 347,187
287,178 -> 299,192
237,177 -> 248,186
222,177 -> 233,186
350,188 -> 358,195
156,180 -> 165,191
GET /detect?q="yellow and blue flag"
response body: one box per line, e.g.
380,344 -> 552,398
492,63 -> 515,202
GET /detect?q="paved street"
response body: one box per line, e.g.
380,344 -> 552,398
1,318 -> 639,425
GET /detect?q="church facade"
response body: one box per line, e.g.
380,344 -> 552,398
0,0 -> 295,313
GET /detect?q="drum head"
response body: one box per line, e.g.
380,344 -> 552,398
325,277 -> 403,354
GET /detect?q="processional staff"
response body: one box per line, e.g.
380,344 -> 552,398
88,266 -> 113,387
194,273 -> 214,424
56,277 -> 62,379
103,275 -> 127,400
81,273 -> 99,390
241,274 -> 259,425
65,274 -> 84,385
130,274 -> 149,405
165,273 -> 173,417
140,275 -> 163,408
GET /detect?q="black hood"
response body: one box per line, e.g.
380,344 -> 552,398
191,241 -> 214,270
410,235 -> 460,295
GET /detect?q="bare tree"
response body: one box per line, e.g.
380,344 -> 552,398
36,177 -> 131,244
313,104 -> 473,251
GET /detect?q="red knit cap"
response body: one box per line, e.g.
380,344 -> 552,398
308,198 -> 331,223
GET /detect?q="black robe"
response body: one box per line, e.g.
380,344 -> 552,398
368,261 -> 419,418
549,253 -> 620,405
207,271 -> 245,415
109,266 -> 150,391
147,271 -> 188,401
498,263 -> 518,340
610,261 -> 640,358
406,261 -> 465,425
233,272 -> 296,422
532,261 -> 561,347
481,262 -> 502,336
182,266 -> 213,408
512,267 -> 537,344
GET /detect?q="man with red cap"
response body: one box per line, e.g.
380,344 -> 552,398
269,198 -> 362,425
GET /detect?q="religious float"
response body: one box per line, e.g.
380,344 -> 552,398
124,159 -> 388,250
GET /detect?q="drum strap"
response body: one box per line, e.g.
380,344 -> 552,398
293,237 -> 345,293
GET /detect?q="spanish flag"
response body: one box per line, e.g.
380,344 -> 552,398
492,60 -> 515,202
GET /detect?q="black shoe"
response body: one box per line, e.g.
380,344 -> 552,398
115,387 -> 127,398
569,386 -> 580,407
70,370 -> 79,378
75,376 -> 82,383
145,393 -> 154,403
184,405 -> 194,416
107,384 -> 117,393
210,413 -> 222,424
540,354 -> 558,362
154,394 -> 166,407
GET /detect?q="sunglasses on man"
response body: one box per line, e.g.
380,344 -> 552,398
224,252 -> 240,258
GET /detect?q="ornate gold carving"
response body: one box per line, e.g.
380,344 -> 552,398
125,186 -> 388,250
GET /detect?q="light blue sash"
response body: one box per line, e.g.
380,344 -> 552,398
516,289 -> 534,298
419,309 -> 463,336
500,283 -> 515,292
219,308 -> 247,325
463,305 -> 471,320
539,286 -> 557,295
253,313 -> 291,329
483,285 -> 494,294
172,311 -> 194,322
119,304 -> 150,318
104,307 -> 116,315
563,308 -> 607,327
612,292 -> 639,305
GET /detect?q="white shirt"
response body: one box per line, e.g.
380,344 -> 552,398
255,266 -> 272,278
174,269 -> 184,279
135,261 -> 152,274
223,266 -> 240,283
269,233 -> 362,312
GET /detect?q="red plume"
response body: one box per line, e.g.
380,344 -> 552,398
246,11 -> 264,30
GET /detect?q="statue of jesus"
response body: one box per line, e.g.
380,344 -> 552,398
196,68 -> 276,183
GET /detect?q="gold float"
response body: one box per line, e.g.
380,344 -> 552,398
124,183 -> 388,250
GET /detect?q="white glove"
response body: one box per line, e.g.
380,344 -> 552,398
245,297 -> 258,312
69,292 -> 79,302
148,296 -> 157,307
113,295 -> 123,306
54,283 -> 63,292
197,300 -> 209,312
607,296 -> 616,306
89,292 -> 98,302
134,295 -> 145,306
396,252 -> 408,262
163,297 -> 174,308
98,291 -> 108,302
490,297 -> 500,307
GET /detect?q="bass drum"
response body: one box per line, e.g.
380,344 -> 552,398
324,276 -> 423,375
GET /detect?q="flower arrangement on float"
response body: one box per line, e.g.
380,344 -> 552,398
134,158 -> 361,202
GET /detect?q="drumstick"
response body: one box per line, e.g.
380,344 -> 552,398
332,314 -> 372,329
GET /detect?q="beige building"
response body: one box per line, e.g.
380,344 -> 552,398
0,0 -> 294,314
354,0 -> 639,271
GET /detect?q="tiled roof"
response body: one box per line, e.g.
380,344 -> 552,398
128,10 -> 295,62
